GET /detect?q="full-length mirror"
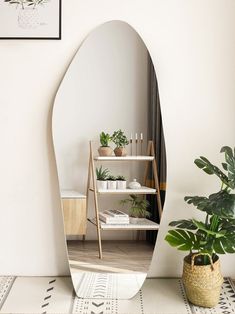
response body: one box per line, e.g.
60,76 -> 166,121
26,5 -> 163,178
53,21 -> 166,299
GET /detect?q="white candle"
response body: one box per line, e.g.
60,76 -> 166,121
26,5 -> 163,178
135,133 -> 138,140
140,133 -> 143,140
130,133 -> 133,140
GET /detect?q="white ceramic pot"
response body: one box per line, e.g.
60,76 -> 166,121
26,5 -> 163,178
128,179 -> 141,189
107,181 -> 117,189
97,180 -> 107,190
130,217 -> 140,224
117,180 -> 127,190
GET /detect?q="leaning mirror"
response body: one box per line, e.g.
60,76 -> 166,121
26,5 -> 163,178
53,20 -> 166,299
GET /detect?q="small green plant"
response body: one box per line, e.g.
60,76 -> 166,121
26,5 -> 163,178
4,0 -> 49,9
96,166 -> 109,181
100,132 -> 112,147
107,175 -> 116,181
120,194 -> 150,218
116,175 -> 126,181
112,129 -> 129,148
165,146 -> 235,265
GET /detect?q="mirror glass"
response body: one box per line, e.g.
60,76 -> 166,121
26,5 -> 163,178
53,21 -> 165,299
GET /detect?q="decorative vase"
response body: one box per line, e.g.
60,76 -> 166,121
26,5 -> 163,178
18,8 -> 40,29
128,179 -> 141,189
117,180 -> 127,190
97,180 -> 107,190
98,146 -> 113,156
182,253 -> 223,308
114,147 -> 127,157
107,180 -> 116,190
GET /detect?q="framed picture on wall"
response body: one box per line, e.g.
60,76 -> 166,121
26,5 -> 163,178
0,0 -> 61,39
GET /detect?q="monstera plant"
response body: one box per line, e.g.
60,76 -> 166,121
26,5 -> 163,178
165,146 -> 235,308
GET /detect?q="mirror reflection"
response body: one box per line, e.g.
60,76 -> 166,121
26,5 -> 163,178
53,21 -> 166,299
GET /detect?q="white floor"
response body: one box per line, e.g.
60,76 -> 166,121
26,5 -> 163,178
0,276 -> 234,314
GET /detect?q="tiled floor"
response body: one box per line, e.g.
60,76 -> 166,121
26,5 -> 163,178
0,276 -> 234,314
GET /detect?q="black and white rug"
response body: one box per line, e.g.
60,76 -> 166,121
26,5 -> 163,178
0,276 -> 234,313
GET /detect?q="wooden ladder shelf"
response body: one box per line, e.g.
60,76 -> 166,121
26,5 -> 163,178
86,140 -> 162,259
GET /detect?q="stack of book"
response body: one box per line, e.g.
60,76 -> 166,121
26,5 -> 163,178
99,209 -> 129,224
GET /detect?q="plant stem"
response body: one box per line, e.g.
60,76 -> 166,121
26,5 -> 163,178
210,215 -> 219,232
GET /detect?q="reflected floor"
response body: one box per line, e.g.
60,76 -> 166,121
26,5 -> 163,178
67,240 -> 154,274
67,240 -> 155,298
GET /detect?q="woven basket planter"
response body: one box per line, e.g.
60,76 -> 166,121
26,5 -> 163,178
182,253 -> 223,308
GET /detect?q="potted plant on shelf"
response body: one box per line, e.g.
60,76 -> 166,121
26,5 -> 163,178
120,194 -> 150,223
98,132 -> 113,156
96,166 -> 109,190
112,129 -> 129,157
107,175 -> 117,190
116,175 -> 127,190
165,146 -> 235,308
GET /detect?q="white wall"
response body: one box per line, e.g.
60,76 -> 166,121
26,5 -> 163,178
0,0 -> 235,276
53,21 -> 149,240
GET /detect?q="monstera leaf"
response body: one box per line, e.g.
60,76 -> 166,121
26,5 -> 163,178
213,233 -> 235,254
169,219 -> 197,230
194,156 -> 230,187
194,146 -> 235,189
221,146 -> 235,189
219,218 -> 235,232
185,190 -> 235,218
165,229 -> 200,251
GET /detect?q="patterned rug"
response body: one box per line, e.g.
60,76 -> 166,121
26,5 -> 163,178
0,276 -> 234,313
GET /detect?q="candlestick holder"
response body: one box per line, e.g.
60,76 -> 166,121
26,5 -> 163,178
130,138 -> 133,156
135,139 -> 138,156
140,139 -> 143,155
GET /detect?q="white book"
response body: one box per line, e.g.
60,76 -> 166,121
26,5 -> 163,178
99,212 -> 129,224
104,209 -> 129,218
99,215 -> 129,222
99,218 -> 129,225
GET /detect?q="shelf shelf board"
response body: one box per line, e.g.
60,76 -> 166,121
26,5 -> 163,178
88,218 -> 160,231
92,186 -> 156,194
94,155 -> 154,161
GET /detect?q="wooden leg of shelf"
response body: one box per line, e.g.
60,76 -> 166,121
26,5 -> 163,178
143,141 -> 152,185
151,142 -> 163,219
98,229 -> 103,259
90,141 -> 103,259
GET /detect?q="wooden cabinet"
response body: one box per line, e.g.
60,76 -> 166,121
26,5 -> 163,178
61,190 -> 87,236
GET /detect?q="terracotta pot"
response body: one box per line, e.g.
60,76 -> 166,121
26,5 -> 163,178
98,146 -> 113,156
114,147 -> 127,157
182,254 -> 223,308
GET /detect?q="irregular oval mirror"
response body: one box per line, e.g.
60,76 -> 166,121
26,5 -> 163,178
53,20 -> 166,299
